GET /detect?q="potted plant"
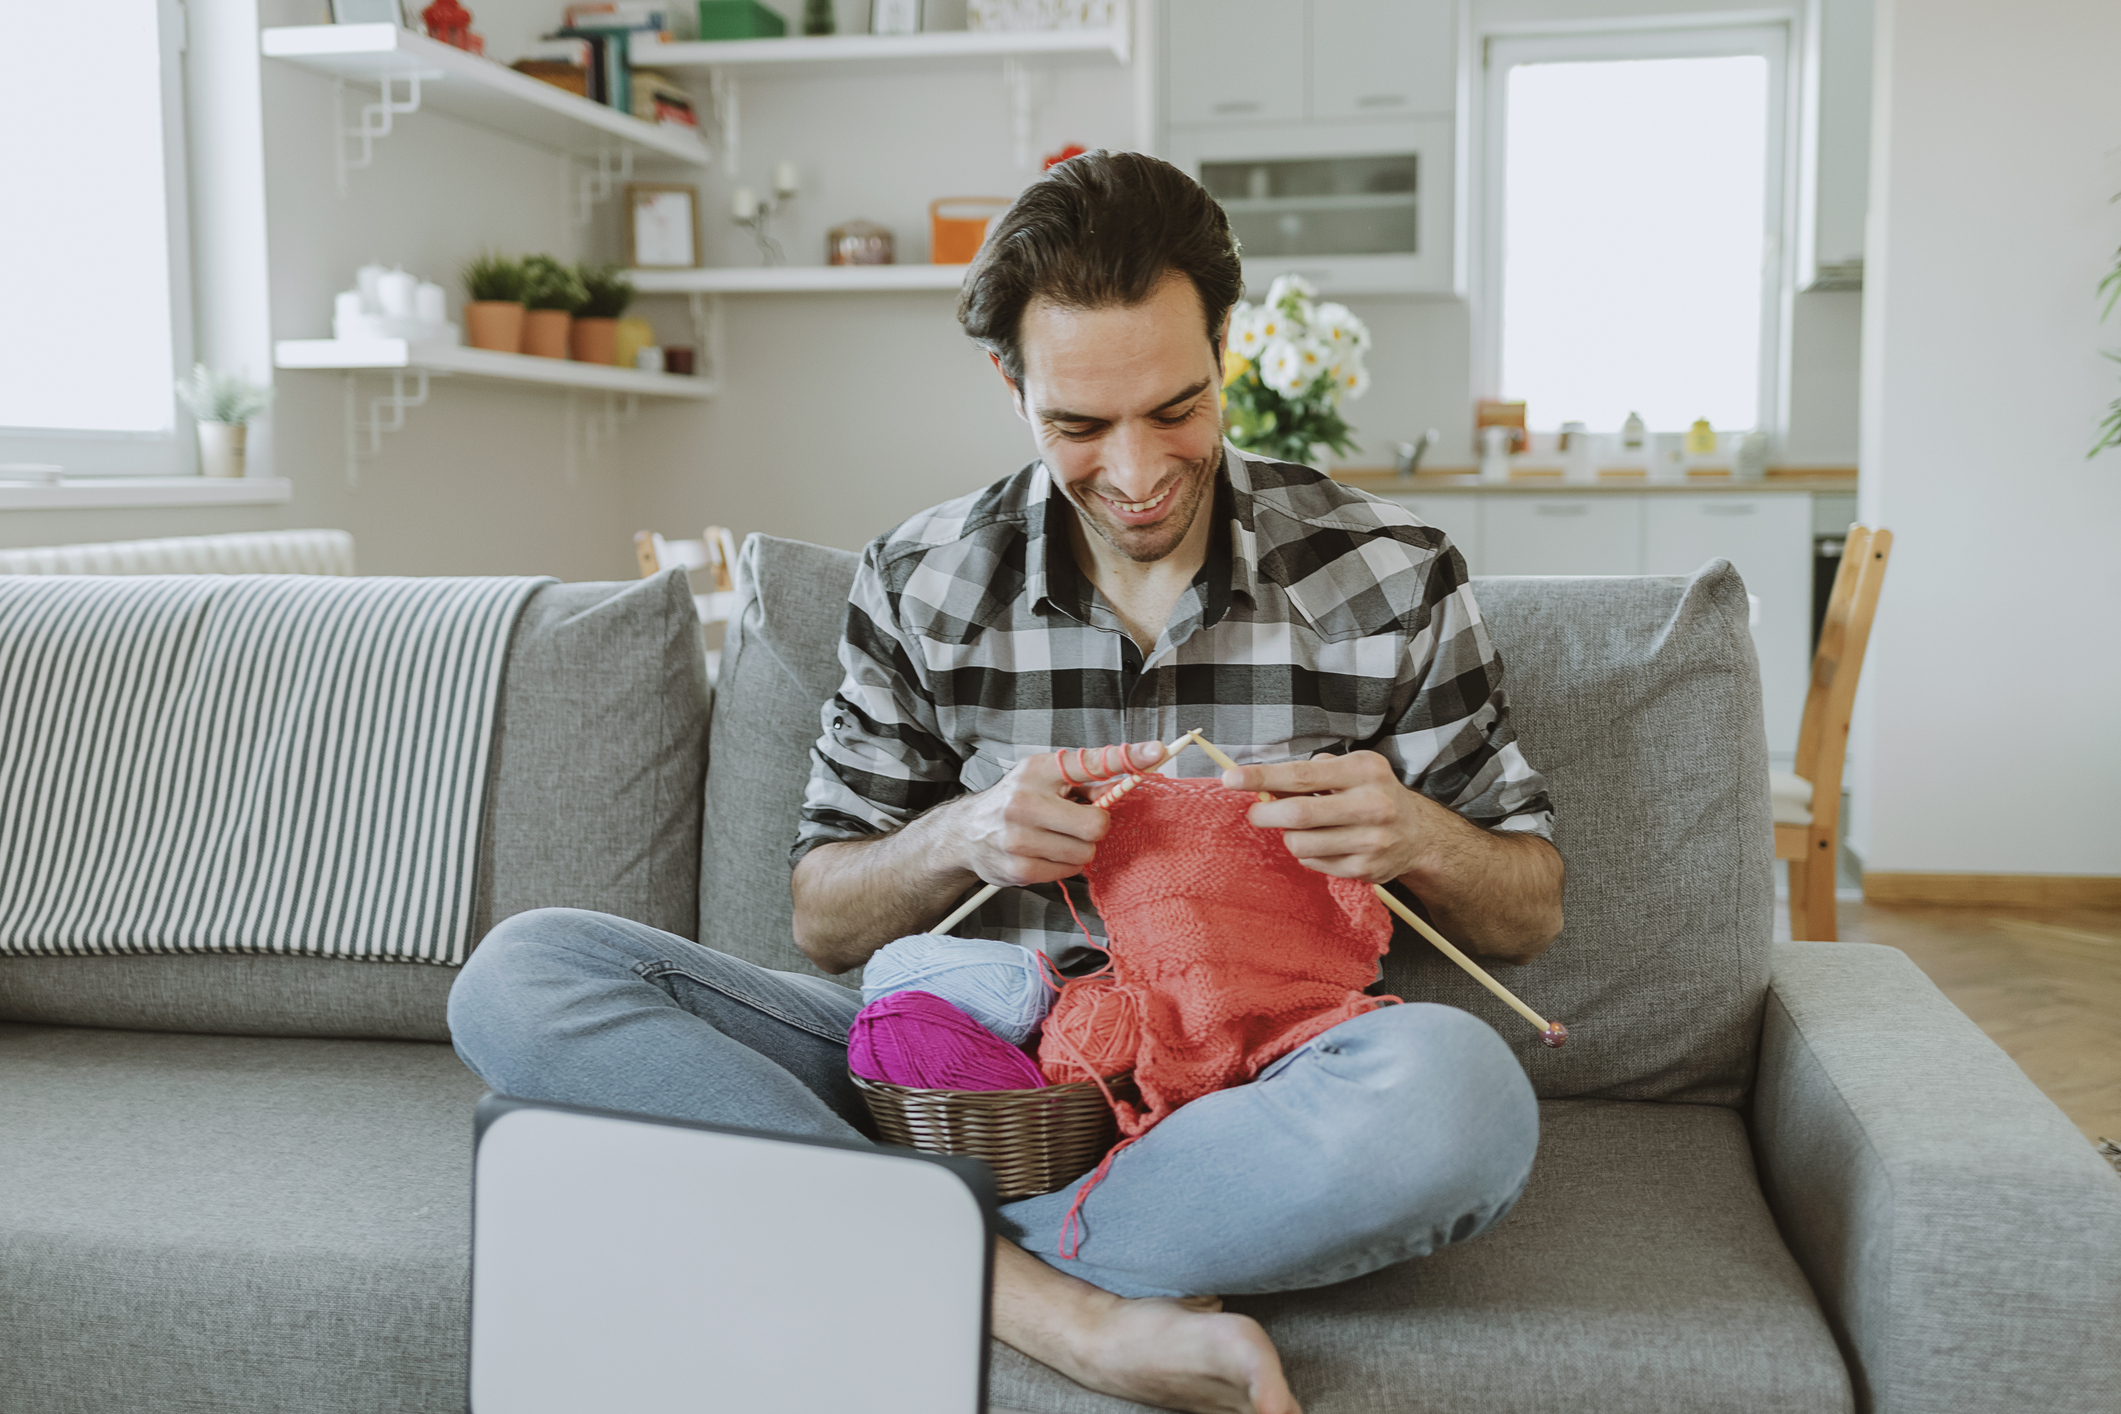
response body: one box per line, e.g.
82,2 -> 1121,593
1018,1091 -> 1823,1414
175,364 -> 272,478
519,255 -> 587,359
1220,275 -> 1371,466
570,264 -> 635,365
461,252 -> 527,353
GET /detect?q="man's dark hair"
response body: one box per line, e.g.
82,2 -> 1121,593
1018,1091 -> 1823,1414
957,149 -> 1243,386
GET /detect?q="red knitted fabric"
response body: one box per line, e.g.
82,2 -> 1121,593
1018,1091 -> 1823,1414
1038,775 -> 1397,1139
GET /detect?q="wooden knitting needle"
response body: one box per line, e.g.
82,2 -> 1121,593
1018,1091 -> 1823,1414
931,733 -> 1198,936
1183,730 -> 1568,1048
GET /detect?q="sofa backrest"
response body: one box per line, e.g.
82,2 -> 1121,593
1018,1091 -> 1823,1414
0,573 -> 711,1042
701,535 -> 1772,1106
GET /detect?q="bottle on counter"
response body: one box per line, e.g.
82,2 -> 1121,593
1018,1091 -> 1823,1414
1685,417 -> 1718,456
1622,411 -> 1646,450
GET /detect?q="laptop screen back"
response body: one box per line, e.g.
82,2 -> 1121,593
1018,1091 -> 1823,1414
471,1097 -> 993,1414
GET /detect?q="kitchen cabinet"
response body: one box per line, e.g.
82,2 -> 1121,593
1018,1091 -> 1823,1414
1480,496 -> 1643,577
1310,0 -> 1455,121
1167,0 -> 1308,126
1370,483 -> 1845,762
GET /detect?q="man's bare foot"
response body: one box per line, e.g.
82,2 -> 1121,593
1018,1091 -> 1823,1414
993,1241 -> 1301,1414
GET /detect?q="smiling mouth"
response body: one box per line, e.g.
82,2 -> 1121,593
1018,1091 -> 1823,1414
1099,486 -> 1172,517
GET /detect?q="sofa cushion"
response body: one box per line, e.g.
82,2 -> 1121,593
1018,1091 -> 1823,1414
0,1023 -> 486,1414
706,538 -> 1770,1103
699,535 -> 865,987
1386,568 -> 1773,1105
0,573 -> 712,1042
992,1098 -> 1851,1414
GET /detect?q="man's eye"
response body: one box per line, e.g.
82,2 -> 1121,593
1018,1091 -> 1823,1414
1153,408 -> 1196,428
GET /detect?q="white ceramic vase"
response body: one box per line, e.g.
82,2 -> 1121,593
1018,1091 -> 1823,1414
197,421 -> 246,479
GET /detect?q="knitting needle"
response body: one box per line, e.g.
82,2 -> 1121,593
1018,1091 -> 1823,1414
931,733 -> 1198,936
1183,730 -> 1567,1047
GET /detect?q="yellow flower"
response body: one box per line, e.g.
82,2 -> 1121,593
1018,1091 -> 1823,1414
1222,348 -> 1250,387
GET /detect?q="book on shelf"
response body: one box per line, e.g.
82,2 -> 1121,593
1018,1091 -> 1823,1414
630,69 -> 697,128
511,58 -> 589,97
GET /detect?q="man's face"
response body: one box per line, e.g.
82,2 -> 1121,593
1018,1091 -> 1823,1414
1008,272 -> 1226,565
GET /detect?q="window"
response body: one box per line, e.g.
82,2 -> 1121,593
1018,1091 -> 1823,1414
1480,25 -> 1790,435
0,0 -> 193,475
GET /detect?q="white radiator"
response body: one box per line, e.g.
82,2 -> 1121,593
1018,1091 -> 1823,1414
0,529 -> 355,576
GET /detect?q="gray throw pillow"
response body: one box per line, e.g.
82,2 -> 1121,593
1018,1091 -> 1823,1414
0,573 -> 712,1040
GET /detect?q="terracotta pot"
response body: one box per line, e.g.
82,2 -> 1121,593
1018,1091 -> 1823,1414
522,309 -> 573,359
464,300 -> 525,353
570,316 -> 619,365
197,422 -> 246,478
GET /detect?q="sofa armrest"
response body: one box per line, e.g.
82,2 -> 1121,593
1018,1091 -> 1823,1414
1752,941 -> 2121,1414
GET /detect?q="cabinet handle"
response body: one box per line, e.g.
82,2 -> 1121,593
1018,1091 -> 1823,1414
1356,94 -> 1407,108
1212,100 -> 1262,115
1533,503 -> 1590,516
1703,503 -> 1759,515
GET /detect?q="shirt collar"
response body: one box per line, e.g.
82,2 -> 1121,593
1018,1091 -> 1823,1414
1026,442 -> 1260,629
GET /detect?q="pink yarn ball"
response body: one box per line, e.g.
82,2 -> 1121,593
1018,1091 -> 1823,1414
847,990 -> 1047,1091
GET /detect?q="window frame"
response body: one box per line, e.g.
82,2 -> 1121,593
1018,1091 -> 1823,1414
0,0 -> 197,476
1473,19 -> 1798,437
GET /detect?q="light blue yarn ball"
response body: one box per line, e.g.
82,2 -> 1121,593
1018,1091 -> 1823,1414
862,934 -> 1055,1048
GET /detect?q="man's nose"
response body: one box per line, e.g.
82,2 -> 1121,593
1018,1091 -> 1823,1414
1100,419 -> 1166,499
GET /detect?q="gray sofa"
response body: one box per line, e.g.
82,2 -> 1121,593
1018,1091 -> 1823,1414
2,545 -> 2115,1414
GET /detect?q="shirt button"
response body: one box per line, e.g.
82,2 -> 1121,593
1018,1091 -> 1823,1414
832,716 -> 846,729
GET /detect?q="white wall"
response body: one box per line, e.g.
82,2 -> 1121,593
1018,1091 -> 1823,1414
1851,0 -> 2121,877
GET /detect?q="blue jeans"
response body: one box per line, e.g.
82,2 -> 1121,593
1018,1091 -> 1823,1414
448,907 -> 1539,1300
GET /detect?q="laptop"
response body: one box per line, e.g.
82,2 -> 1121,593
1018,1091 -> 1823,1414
470,1095 -> 997,1413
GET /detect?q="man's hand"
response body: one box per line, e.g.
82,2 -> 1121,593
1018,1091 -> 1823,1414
791,739 -> 1171,974
945,741 -> 1173,888
1220,750 -> 1457,885
1220,750 -> 1564,963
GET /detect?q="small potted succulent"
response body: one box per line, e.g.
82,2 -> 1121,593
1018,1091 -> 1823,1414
175,364 -> 272,478
518,255 -> 588,359
570,264 -> 635,365
461,252 -> 527,353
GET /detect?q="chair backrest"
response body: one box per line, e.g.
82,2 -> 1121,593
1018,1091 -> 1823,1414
1790,524 -> 1893,842
703,535 -> 1776,1108
636,526 -> 740,625
0,528 -> 355,575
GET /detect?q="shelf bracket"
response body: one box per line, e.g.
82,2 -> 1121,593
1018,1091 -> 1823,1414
687,292 -> 725,385
334,71 -> 430,197
563,391 -> 643,485
1001,58 -> 1046,173
340,368 -> 433,488
575,145 -> 636,226
706,69 -> 739,171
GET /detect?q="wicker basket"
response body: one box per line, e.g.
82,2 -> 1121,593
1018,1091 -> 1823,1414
852,1072 -> 1129,1200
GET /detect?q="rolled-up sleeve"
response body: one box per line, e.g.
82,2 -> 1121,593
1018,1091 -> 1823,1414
792,541 -> 968,868
1373,548 -> 1555,839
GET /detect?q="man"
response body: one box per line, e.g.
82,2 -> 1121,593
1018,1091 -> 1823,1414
452,151 -> 1562,1414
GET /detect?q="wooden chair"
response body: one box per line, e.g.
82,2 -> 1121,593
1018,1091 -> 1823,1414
635,526 -> 739,678
1775,524 -> 1893,940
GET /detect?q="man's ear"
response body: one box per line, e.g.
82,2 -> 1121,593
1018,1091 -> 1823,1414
989,352 -> 1029,423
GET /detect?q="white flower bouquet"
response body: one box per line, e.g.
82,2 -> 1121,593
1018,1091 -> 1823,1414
1221,275 -> 1371,465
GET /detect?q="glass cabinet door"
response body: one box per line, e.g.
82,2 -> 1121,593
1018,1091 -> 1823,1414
1200,153 -> 1420,260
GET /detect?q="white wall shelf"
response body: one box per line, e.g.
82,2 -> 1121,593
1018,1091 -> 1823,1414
0,478 -> 294,512
261,24 -> 712,167
631,27 -> 1130,76
628,265 -> 968,294
274,339 -> 717,397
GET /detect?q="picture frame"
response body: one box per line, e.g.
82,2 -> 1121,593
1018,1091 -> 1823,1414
625,184 -> 702,269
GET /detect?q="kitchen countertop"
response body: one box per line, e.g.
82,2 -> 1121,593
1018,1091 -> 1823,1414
1332,467 -> 1858,495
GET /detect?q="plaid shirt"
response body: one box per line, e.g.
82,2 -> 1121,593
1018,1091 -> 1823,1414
795,443 -> 1554,962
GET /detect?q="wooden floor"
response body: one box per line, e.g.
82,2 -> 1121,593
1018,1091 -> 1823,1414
1779,898 -> 2121,1144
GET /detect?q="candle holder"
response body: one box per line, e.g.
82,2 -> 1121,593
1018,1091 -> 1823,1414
732,164 -> 800,267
